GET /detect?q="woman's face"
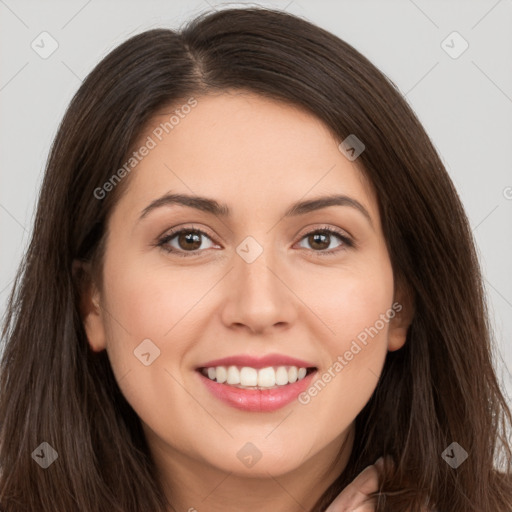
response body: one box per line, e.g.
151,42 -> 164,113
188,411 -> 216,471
83,90 -> 408,482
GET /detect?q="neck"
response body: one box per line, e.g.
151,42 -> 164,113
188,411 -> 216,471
147,424 -> 355,512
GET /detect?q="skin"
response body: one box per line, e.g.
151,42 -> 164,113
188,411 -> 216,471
80,90 -> 412,512
326,458 -> 385,512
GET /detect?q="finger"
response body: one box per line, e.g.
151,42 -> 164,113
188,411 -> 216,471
325,463 -> 381,512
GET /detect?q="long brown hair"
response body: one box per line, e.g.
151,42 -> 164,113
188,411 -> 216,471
1,7 -> 511,511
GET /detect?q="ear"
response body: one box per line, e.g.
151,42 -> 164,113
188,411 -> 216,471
72,260 -> 107,353
387,279 -> 414,352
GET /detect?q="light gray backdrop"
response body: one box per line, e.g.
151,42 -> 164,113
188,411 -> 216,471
1,0 -> 511,401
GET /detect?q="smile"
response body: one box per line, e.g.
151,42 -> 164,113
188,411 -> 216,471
195,354 -> 318,412
199,365 -> 314,389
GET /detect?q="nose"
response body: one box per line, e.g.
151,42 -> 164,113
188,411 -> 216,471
220,241 -> 297,336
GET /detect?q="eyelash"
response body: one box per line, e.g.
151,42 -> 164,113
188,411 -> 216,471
156,225 -> 354,258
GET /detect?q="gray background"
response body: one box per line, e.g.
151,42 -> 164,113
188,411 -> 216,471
1,0 -> 511,401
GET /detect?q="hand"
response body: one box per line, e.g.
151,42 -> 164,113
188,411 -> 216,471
325,457 -> 386,512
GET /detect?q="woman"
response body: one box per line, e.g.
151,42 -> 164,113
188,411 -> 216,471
1,7 -> 511,512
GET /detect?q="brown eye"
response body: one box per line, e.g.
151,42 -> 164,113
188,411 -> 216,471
157,228 -> 217,256
297,228 -> 353,255
176,231 -> 202,251
306,232 -> 331,251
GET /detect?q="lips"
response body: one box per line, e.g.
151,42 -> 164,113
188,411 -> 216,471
197,370 -> 317,412
196,353 -> 318,412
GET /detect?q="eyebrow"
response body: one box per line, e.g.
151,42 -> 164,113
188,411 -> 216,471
139,192 -> 373,227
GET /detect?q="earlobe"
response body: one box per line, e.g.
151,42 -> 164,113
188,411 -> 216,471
387,323 -> 409,352
72,260 -> 107,353
387,281 -> 415,352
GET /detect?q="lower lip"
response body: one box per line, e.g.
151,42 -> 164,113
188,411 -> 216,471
197,370 -> 317,412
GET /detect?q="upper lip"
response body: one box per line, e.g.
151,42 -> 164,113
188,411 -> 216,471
197,353 -> 317,370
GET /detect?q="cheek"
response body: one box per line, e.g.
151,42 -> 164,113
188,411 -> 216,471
295,257 -> 393,422
101,252 -> 214,347
98,256 -> 206,446
302,257 -> 394,354
99,250 -> 222,422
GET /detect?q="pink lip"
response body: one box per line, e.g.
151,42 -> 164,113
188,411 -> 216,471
197,369 -> 317,412
197,353 -> 316,370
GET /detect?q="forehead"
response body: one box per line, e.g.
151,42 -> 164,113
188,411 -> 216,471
115,90 -> 378,222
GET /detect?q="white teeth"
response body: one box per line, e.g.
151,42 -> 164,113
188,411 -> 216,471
275,366 -> 288,386
216,366 -> 227,383
258,367 -> 276,387
226,365 -> 240,385
202,365 -> 313,388
240,367 -> 258,386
